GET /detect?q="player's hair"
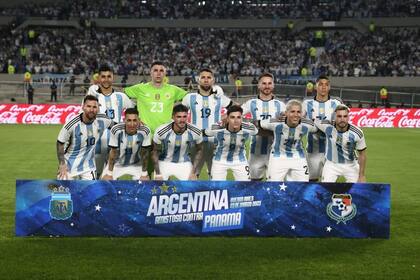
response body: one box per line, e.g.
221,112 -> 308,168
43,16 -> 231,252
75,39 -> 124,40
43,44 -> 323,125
83,95 -> 98,104
335,104 -> 350,113
151,61 -> 164,68
172,103 -> 189,115
98,64 -> 113,74
258,72 -> 274,81
316,74 -> 330,82
227,105 -> 243,116
125,108 -> 139,116
199,68 -> 214,75
286,99 -> 302,111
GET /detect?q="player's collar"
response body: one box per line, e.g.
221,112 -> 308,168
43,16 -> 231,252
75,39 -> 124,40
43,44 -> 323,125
258,95 -> 274,101
314,95 -> 330,103
198,87 -> 216,97
335,123 -> 350,132
80,113 -> 94,125
97,87 -> 115,95
171,122 -> 187,135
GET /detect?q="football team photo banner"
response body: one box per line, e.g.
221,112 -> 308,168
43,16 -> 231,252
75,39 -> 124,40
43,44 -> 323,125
16,180 -> 390,238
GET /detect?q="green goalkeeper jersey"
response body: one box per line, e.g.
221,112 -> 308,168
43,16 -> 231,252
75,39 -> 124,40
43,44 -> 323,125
125,82 -> 187,133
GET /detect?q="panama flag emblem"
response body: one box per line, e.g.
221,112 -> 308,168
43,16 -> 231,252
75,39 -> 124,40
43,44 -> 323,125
326,194 -> 357,224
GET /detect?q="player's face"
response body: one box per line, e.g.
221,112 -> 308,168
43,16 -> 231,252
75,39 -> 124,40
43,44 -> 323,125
335,109 -> 349,129
258,76 -> 274,96
151,64 -> 166,84
125,113 -> 139,134
199,71 -> 214,91
83,100 -> 98,121
99,71 -> 113,89
173,111 -> 188,130
316,79 -> 330,98
286,105 -> 302,126
227,111 -> 242,131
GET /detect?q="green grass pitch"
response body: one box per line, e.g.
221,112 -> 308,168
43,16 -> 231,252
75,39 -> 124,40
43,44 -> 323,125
0,125 -> 419,279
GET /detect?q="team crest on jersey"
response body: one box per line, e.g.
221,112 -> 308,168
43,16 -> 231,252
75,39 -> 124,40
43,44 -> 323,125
49,185 -> 73,220
165,93 -> 171,99
326,194 -> 357,224
155,94 -> 160,100
203,100 -> 209,108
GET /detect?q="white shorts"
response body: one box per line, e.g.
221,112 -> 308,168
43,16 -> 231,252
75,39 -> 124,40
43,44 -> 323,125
58,170 -> 97,180
306,152 -> 325,180
211,161 -> 250,181
321,160 -> 360,183
102,163 -> 142,180
249,152 -> 270,180
158,161 -> 192,180
267,157 -> 309,182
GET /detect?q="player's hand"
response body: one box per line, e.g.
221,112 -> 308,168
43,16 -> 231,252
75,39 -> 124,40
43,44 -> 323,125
102,175 -> 113,180
220,114 -> 228,127
275,112 -> 286,122
140,175 -> 150,181
188,173 -> 198,180
57,164 -> 69,180
154,174 -> 164,181
357,175 -> 366,183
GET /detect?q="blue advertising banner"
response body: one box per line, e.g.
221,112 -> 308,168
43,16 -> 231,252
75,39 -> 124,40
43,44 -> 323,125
16,180 -> 390,238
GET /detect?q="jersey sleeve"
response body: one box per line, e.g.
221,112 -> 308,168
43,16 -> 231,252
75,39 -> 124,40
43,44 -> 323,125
194,132 -> 203,145
242,122 -> 258,136
174,86 -> 187,101
141,126 -> 152,147
314,119 -> 332,133
221,95 -> 232,108
153,131 -> 162,145
301,99 -> 308,117
124,84 -> 142,99
122,94 -> 135,109
356,132 -> 367,151
241,100 -> 251,115
182,94 -> 191,108
301,118 -> 318,133
204,124 -> 220,137
57,126 -> 72,144
109,130 -> 119,148
260,119 -> 278,131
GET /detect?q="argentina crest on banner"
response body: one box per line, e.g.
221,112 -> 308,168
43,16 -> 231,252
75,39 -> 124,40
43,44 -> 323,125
49,185 -> 73,220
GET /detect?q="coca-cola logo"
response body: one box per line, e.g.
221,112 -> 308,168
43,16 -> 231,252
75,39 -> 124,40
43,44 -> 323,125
0,112 -> 18,123
48,105 -> 81,113
398,116 -> 420,128
377,109 -> 410,116
356,116 -> 395,128
22,112 -> 63,124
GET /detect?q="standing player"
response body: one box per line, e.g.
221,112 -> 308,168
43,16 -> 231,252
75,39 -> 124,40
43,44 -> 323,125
260,100 -> 317,182
242,73 -> 286,180
124,61 -> 187,134
56,95 -> 112,180
86,65 -> 134,176
182,68 -> 233,178
205,105 -> 258,181
302,75 -> 342,181
152,104 -> 203,180
101,108 -> 152,180
315,105 -> 367,183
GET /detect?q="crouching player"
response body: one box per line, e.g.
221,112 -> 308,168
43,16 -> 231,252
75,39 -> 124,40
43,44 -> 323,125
101,108 -> 152,180
260,100 -> 317,182
152,104 -> 203,180
205,105 -> 258,181
315,104 -> 367,183
56,95 -> 112,180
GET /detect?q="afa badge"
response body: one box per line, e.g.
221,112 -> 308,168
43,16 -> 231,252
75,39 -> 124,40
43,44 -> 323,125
326,194 -> 357,224
49,186 -> 73,220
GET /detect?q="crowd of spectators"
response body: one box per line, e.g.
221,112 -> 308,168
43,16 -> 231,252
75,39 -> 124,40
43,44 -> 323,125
1,26 -> 420,78
1,0 -> 420,20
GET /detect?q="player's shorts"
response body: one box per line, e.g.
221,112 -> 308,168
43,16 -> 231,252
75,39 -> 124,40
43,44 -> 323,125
267,157 -> 309,182
158,161 -> 192,180
321,160 -> 360,183
249,152 -> 270,180
102,163 -> 142,180
306,152 -> 325,180
211,161 -> 250,181
58,170 -> 97,180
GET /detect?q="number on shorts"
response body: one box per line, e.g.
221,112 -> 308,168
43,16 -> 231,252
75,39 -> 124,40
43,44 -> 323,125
245,166 -> 250,176
303,165 -> 308,175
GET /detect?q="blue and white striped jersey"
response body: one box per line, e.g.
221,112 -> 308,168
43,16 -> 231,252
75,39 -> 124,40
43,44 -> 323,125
242,97 -> 286,155
205,123 -> 258,164
108,123 -> 152,166
57,113 -> 112,175
302,96 -> 341,154
315,120 -> 367,163
87,89 -> 134,154
182,92 -> 232,132
260,118 -> 317,159
153,122 -> 203,163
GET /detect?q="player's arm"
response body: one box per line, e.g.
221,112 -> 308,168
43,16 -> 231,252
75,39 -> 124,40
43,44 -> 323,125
102,147 -> 118,180
56,141 -> 68,180
255,119 -> 275,136
151,142 -> 163,180
140,146 -> 151,180
302,118 -> 318,133
190,142 -> 204,180
357,148 -> 367,183
313,119 -> 331,133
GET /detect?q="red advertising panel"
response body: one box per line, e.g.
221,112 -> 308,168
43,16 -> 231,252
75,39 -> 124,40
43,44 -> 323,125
1,104 -> 420,128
